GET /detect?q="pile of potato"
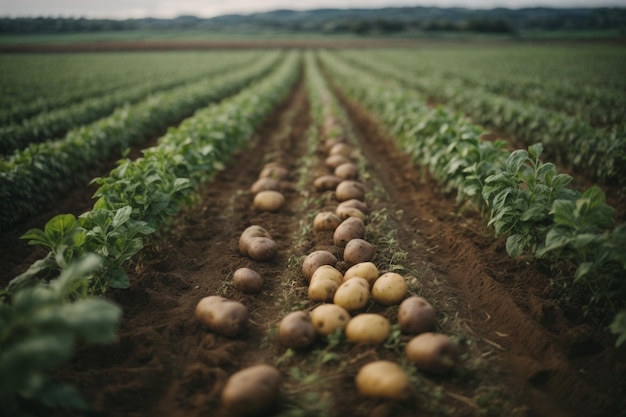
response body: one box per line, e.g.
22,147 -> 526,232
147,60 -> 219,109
251,161 -> 288,212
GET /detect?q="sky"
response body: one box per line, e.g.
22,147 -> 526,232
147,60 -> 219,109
1,0 -> 624,19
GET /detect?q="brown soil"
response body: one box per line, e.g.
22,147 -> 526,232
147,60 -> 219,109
2,66 -> 625,417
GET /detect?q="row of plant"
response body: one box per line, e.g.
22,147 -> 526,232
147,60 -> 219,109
318,51 -> 626,347
1,52 -> 301,417
0,52 -> 263,155
0,51 -> 263,124
0,51 -> 284,232
334,50 -> 626,186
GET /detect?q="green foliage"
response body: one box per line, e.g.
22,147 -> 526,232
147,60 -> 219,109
609,311 -> 626,347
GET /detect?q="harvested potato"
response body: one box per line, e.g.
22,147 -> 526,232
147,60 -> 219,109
343,262 -> 379,286
221,364 -> 281,416
372,272 -> 407,306
337,199 -> 369,214
326,154 -> 351,169
334,162 -> 359,180
405,333 -> 458,374
343,239 -> 376,264
278,311 -> 316,349
247,237 -> 278,262
398,296 -> 436,334
239,225 -> 271,255
196,296 -> 248,337
310,304 -> 351,336
335,206 -> 366,221
308,276 -> 339,302
250,177 -> 280,194
233,268 -> 264,294
324,137 -> 344,152
259,164 -> 288,180
313,212 -> 342,232
301,251 -> 338,282
253,190 -> 285,212
329,143 -> 352,157
333,217 -> 366,248
355,361 -> 411,400
346,314 -> 391,344
310,265 -> 343,286
333,277 -> 370,311
336,180 -> 366,202
313,175 -> 343,192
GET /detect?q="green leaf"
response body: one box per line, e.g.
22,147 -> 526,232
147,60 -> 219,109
574,262 -> 594,283
44,214 -> 77,241
20,228 -> 53,248
61,299 -> 122,343
106,266 -> 130,289
528,143 -> 544,160
506,234 -> 527,257
111,206 -> 132,229
609,311 -> 626,347
505,149 -> 528,174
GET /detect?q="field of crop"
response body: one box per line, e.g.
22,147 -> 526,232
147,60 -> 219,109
1,44 -> 625,417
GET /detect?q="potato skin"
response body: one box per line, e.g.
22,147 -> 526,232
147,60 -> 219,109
355,361 -> 411,400
335,206 -> 366,221
247,237 -> 278,262
310,264 -> 343,286
233,268 -> 264,294
337,199 -> 369,214
329,142 -> 352,157
310,304 -> 351,336
334,162 -> 359,180
239,225 -> 271,255
301,251 -> 338,282
313,175 -> 343,192
278,311 -> 316,349
253,190 -> 285,212
346,314 -> 391,344
343,262 -> 379,286
398,296 -> 436,334
343,239 -> 376,264
195,296 -> 248,337
259,164 -> 288,180
333,217 -> 366,248
250,177 -> 280,194
308,276 -> 339,302
371,272 -> 407,306
221,364 -> 281,416
335,180 -> 366,202
326,154 -> 351,169
405,333 -> 458,374
333,277 -> 370,311
313,212 -> 342,232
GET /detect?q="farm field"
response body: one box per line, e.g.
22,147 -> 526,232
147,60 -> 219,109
1,44 -> 625,417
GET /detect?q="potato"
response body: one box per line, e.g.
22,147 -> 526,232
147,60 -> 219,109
259,164 -> 288,180
247,237 -> 278,262
335,206 -> 366,221
326,154 -> 350,169
310,304 -> 351,336
405,333 -> 457,374
329,143 -> 352,157
250,177 -> 281,194
343,239 -> 376,264
372,272 -> 407,306
308,277 -> 339,302
333,277 -> 370,311
279,311 -> 316,349
313,175 -> 343,192
336,180 -> 366,202
398,296 -> 436,334
253,190 -> 285,212
195,296 -> 248,337
233,268 -> 264,294
301,251 -> 338,282
343,262 -> 379,286
324,137 -> 344,152
221,364 -> 281,416
346,314 -> 391,344
334,162 -> 359,180
333,217 -> 365,248
239,225 -> 271,255
310,265 -> 343,286
355,361 -> 411,400
337,199 -> 369,214
313,212 -> 342,232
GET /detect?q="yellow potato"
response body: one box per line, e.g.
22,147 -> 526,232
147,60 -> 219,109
372,272 -> 407,306
301,251 -> 338,282
345,314 -> 391,344
343,262 -> 379,286
355,361 -> 411,400
310,304 -> 351,336
253,190 -> 285,212
333,277 -> 370,311
313,212 -> 342,232
221,364 -> 281,416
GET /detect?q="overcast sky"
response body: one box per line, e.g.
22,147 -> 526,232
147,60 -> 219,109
1,0 -> 624,19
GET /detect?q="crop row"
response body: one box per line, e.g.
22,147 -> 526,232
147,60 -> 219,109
0,52 -> 262,155
0,51 -> 283,232
1,52 -> 301,416
334,50 -> 626,186
318,51 -> 626,346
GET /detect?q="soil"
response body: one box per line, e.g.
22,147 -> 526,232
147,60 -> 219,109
2,64 -> 625,417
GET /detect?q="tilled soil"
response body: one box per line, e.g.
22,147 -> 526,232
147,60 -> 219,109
2,71 -> 625,417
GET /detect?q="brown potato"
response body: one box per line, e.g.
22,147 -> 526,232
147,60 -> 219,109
233,268 -> 264,294
335,180 -> 366,202
337,199 -> 369,214
250,177 -> 280,194
343,262 -> 379,286
247,237 -> 278,262
333,217 -> 366,248
346,314 -> 391,344
253,190 -> 285,212
333,277 -> 370,311
259,164 -> 288,180
313,175 -> 343,192
326,154 -> 350,169
278,311 -> 316,349
313,212 -> 342,232
405,333 -> 457,374
372,272 -> 407,306
355,361 -> 411,400
334,162 -> 359,180
310,304 -> 351,336
324,137 -> 344,152
335,206 -> 366,221
329,143 -> 352,157
308,276 -> 339,302
310,265 -> 343,286
221,364 -> 281,416
398,296 -> 436,334
343,239 -> 376,264
196,296 -> 248,337
301,251 -> 338,282
239,225 -> 271,255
